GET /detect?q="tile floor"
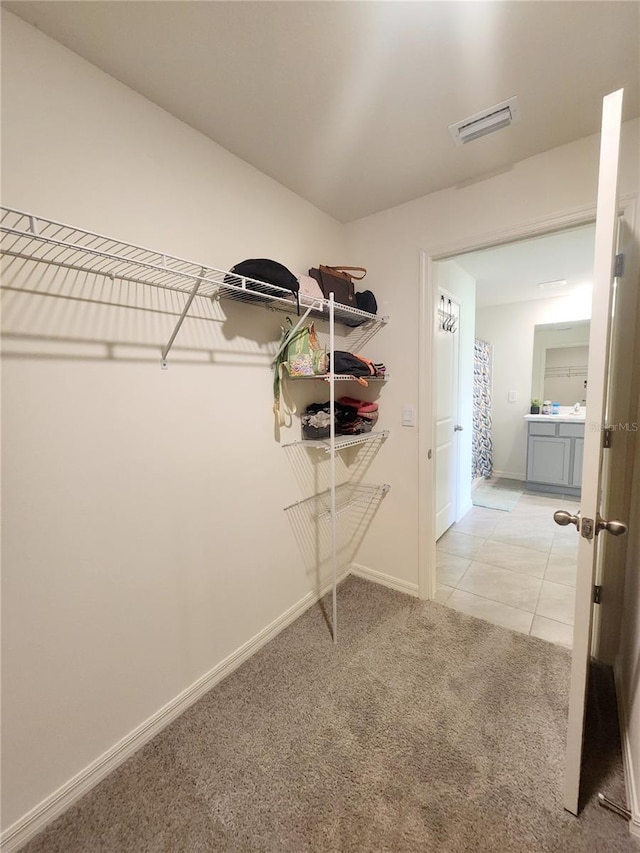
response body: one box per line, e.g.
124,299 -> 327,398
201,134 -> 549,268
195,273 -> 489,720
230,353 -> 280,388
436,487 -> 580,648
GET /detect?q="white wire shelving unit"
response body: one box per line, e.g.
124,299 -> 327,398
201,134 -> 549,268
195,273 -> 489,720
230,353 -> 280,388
281,295 -> 390,645
0,207 -> 387,367
1,207 -> 391,646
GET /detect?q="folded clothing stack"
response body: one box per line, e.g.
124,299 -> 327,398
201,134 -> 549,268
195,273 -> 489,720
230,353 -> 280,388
301,398 -> 379,440
301,403 -> 333,440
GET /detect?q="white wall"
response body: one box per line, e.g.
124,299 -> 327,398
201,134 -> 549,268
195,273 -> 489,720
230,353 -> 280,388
435,260 -> 476,515
1,11 -> 346,835
476,295 -> 592,480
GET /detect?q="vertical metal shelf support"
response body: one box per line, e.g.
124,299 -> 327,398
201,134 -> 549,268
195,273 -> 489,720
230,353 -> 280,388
329,294 -> 337,644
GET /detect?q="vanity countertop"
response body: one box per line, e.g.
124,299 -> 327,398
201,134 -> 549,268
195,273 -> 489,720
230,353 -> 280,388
524,414 -> 586,423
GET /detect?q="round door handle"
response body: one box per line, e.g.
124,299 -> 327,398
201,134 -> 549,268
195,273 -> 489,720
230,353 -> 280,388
454,424 -> 464,431
553,510 -> 580,528
596,516 -> 628,536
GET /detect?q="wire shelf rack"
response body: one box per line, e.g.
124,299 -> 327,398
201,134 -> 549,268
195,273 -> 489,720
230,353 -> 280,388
284,430 -> 389,453
0,207 -> 387,365
287,374 -> 388,382
317,483 -> 390,521
284,482 -> 390,519
544,365 -> 589,379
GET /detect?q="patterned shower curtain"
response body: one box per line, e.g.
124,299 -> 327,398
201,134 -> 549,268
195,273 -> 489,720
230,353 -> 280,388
473,339 -> 493,479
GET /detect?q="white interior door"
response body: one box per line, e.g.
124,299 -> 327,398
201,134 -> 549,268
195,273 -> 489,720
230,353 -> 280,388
435,293 -> 460,539
561,89 -> 626,815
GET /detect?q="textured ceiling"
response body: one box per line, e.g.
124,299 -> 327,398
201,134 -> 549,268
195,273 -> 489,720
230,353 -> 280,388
4,1 -> 640,222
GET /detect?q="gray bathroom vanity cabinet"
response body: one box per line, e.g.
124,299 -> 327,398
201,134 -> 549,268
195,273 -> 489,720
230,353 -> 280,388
525,417 -> 585,497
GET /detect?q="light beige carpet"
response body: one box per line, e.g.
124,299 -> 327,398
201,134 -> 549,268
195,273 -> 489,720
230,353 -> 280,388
21,577 -> 635,852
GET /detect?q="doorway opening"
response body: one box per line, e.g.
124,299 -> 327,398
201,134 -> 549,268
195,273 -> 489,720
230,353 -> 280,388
429,221 -> 597,649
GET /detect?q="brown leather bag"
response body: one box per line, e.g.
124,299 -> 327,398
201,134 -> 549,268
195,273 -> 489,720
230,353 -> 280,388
320,265 -> 367,283
310,265 -> 367,308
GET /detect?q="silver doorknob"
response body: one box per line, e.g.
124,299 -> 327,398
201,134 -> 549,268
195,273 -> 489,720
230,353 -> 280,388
454,424 -> 464,431
595,515 -> 628,536
554,510 -> 580,529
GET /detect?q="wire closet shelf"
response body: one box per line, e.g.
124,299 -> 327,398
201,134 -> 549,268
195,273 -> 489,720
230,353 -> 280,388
284,482 -> 391,519
287,375 -> 388,382
283,430 -> 390,453
0,207 -> 387,365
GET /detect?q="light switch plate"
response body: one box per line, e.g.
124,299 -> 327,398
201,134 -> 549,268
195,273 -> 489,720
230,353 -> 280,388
402,405 -> 416,427
508,391 -> 518,402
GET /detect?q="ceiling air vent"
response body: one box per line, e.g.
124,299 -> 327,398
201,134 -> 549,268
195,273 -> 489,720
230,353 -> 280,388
538,279 -> 567,290
449,96 -> 521,145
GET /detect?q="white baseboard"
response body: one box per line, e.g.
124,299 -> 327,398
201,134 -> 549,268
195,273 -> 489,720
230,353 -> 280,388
350,563 -> 419,598
0,571 -> 348,853
491,470 -> 525,482
614,658 -> 640,840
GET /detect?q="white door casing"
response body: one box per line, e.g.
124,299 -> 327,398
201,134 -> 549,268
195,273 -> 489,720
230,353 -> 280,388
435,291 -> 461,539
563,88 -> 625,815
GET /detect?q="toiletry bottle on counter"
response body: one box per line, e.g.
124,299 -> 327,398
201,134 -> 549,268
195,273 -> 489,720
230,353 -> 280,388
552,402 -> 560,415
542,400 -> 552,414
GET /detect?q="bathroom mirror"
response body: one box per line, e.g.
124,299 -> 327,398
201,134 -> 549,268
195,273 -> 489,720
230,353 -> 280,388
531,320 -> 590,406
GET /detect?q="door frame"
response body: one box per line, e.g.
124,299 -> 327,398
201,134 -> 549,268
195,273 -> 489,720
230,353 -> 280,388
418,197 -> 637,603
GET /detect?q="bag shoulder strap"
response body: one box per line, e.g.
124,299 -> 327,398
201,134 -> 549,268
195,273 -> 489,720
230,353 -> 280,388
322,265 -> 367,280
273,318 -> 311,423
274,362 -> 296,427
273,318 -> 293,402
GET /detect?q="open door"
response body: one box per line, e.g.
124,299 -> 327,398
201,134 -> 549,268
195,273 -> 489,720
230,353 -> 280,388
435,291 -> 461,538
556,89 -> 627,815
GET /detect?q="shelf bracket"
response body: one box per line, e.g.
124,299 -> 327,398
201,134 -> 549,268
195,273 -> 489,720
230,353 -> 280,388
161,266 -> 207,368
